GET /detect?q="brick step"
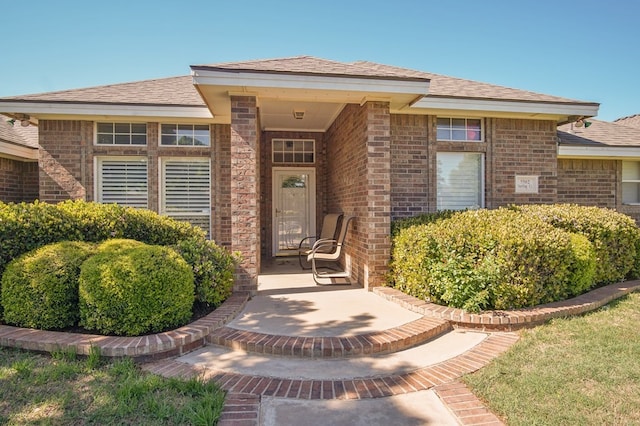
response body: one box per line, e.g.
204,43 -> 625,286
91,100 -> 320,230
206,316 -> 452,358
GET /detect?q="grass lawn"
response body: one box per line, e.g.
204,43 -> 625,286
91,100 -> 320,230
0,347 -> 225,425
464,292 -> 640,425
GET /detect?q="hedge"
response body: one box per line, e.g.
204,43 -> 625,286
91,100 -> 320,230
389,208 -> 597,312
79,240 -> 195,336
512,204 -> 640,285
0,200 -> 236,323
1,241 -> 96,329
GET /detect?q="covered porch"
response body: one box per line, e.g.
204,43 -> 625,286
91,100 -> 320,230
191,59 -> 431,293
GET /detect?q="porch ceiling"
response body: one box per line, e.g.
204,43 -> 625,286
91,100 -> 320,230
193,83 -> 423,132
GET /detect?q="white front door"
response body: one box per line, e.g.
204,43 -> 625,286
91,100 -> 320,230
272,168 -> 316,256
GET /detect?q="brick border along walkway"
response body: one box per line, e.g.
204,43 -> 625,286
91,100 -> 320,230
374,280 -> 640,330
1,280 -> 638,361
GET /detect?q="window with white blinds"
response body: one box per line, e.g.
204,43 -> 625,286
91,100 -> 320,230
96,157 -> 148,208
437,152 -> 484,210
161,158 -> 211,236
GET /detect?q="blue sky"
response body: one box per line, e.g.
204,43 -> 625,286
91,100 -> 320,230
1,0 -> 637,121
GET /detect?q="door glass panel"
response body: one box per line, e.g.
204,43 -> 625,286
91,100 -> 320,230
275,172 -> 311,253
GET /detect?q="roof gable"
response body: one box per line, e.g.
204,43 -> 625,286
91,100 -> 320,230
614,114 -> 640,128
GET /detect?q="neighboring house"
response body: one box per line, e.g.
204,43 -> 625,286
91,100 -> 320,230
615,114 -> 640,128
0,55 -> 622,292
557,118 -> 640,219
0,114 -> 39,202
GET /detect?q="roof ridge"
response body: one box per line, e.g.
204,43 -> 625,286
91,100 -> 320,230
614,113 -> 640,122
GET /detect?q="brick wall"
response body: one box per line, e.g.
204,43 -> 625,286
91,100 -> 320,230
212,124 -> 232,248
260,131 -> 326,259
488,118 -> 558,207
0,157 -> 38,202
38,120 -> 90,202
390,114 -> 431,219
230,96 -> 260,293
325,102 -> 391,288
557,159 -> 617,208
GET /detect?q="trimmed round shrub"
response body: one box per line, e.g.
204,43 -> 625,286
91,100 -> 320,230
513,204 -> 640,285
389,208 -> 594,312
1,241 -> 96,329
0,200 -> 236,326
79,240 -> 195,336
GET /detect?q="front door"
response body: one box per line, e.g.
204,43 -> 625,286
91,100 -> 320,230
272,168 -> 316,256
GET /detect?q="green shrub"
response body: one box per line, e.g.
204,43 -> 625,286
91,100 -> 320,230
389,208 -> 593,312
0,201 -> 236,325
172,237 -> 236,307
1,241 -> 95,329
78,240 -> 195,336
513,204 -> 640,285
391,210 -> 457,238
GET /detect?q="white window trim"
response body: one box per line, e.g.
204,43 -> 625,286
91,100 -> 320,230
158,123 -> 211,147
436,152 -> 485,211
94,121 -> 148,146
94,156 -> 148,208
436,117 -> 484,142
272,138 -> 316,164
622,161 -> 640,205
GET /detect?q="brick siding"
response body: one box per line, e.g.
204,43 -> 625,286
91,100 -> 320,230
325,102 -> 391,288
390,114 -> 431,219
230,96 -> 260,293
0,157 -> 38,202
557,159 -> 617,207
38,120 -> 90,202
488,118 -> 558,206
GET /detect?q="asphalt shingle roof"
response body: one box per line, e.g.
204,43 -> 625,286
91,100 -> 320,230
1,76 -> 205,107
0,56 -> 597,108
614,114 -> 640,128
0,115 -> 38,148
558,119 -> 640,147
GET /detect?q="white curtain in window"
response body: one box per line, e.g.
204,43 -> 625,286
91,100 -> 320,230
437,153 -> 483,210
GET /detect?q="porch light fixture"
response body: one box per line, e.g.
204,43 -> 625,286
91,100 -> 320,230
6,118 -> 16,127
575,118 -> 592,128
292,110 -> 305,120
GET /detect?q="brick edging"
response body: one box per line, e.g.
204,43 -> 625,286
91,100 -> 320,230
0,293 -> 250,361
373,280 -> 640,330
207,316 -> 451,358
144,332 -> 519,400
434,381 -> 505,425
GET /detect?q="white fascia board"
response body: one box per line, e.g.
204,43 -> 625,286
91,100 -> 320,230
0,102 -> 213,119
558,145 -> 640,159
0,140 -> 38,161
191,69 -> 430,95
411,96 -> 599,117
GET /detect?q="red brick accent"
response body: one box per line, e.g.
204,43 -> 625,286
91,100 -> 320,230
207,316 -> 451,358
374,280 -> 640,330
230,96 -> 260,293
325,102 -> 391,288
218,393 -> 260,426
434,381 -> 505,425
0,293 -> 248,361
144,332 -> 519,400
0,157 -> 38,202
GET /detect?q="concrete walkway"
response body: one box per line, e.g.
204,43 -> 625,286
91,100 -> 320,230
144,260 -> 515,425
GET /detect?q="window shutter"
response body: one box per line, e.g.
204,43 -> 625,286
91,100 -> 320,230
162,159 -> 211,236
98,159 -> 148,208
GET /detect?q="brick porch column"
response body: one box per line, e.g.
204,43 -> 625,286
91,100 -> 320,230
230,96 -> 260,293
363,101 -> 391,289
